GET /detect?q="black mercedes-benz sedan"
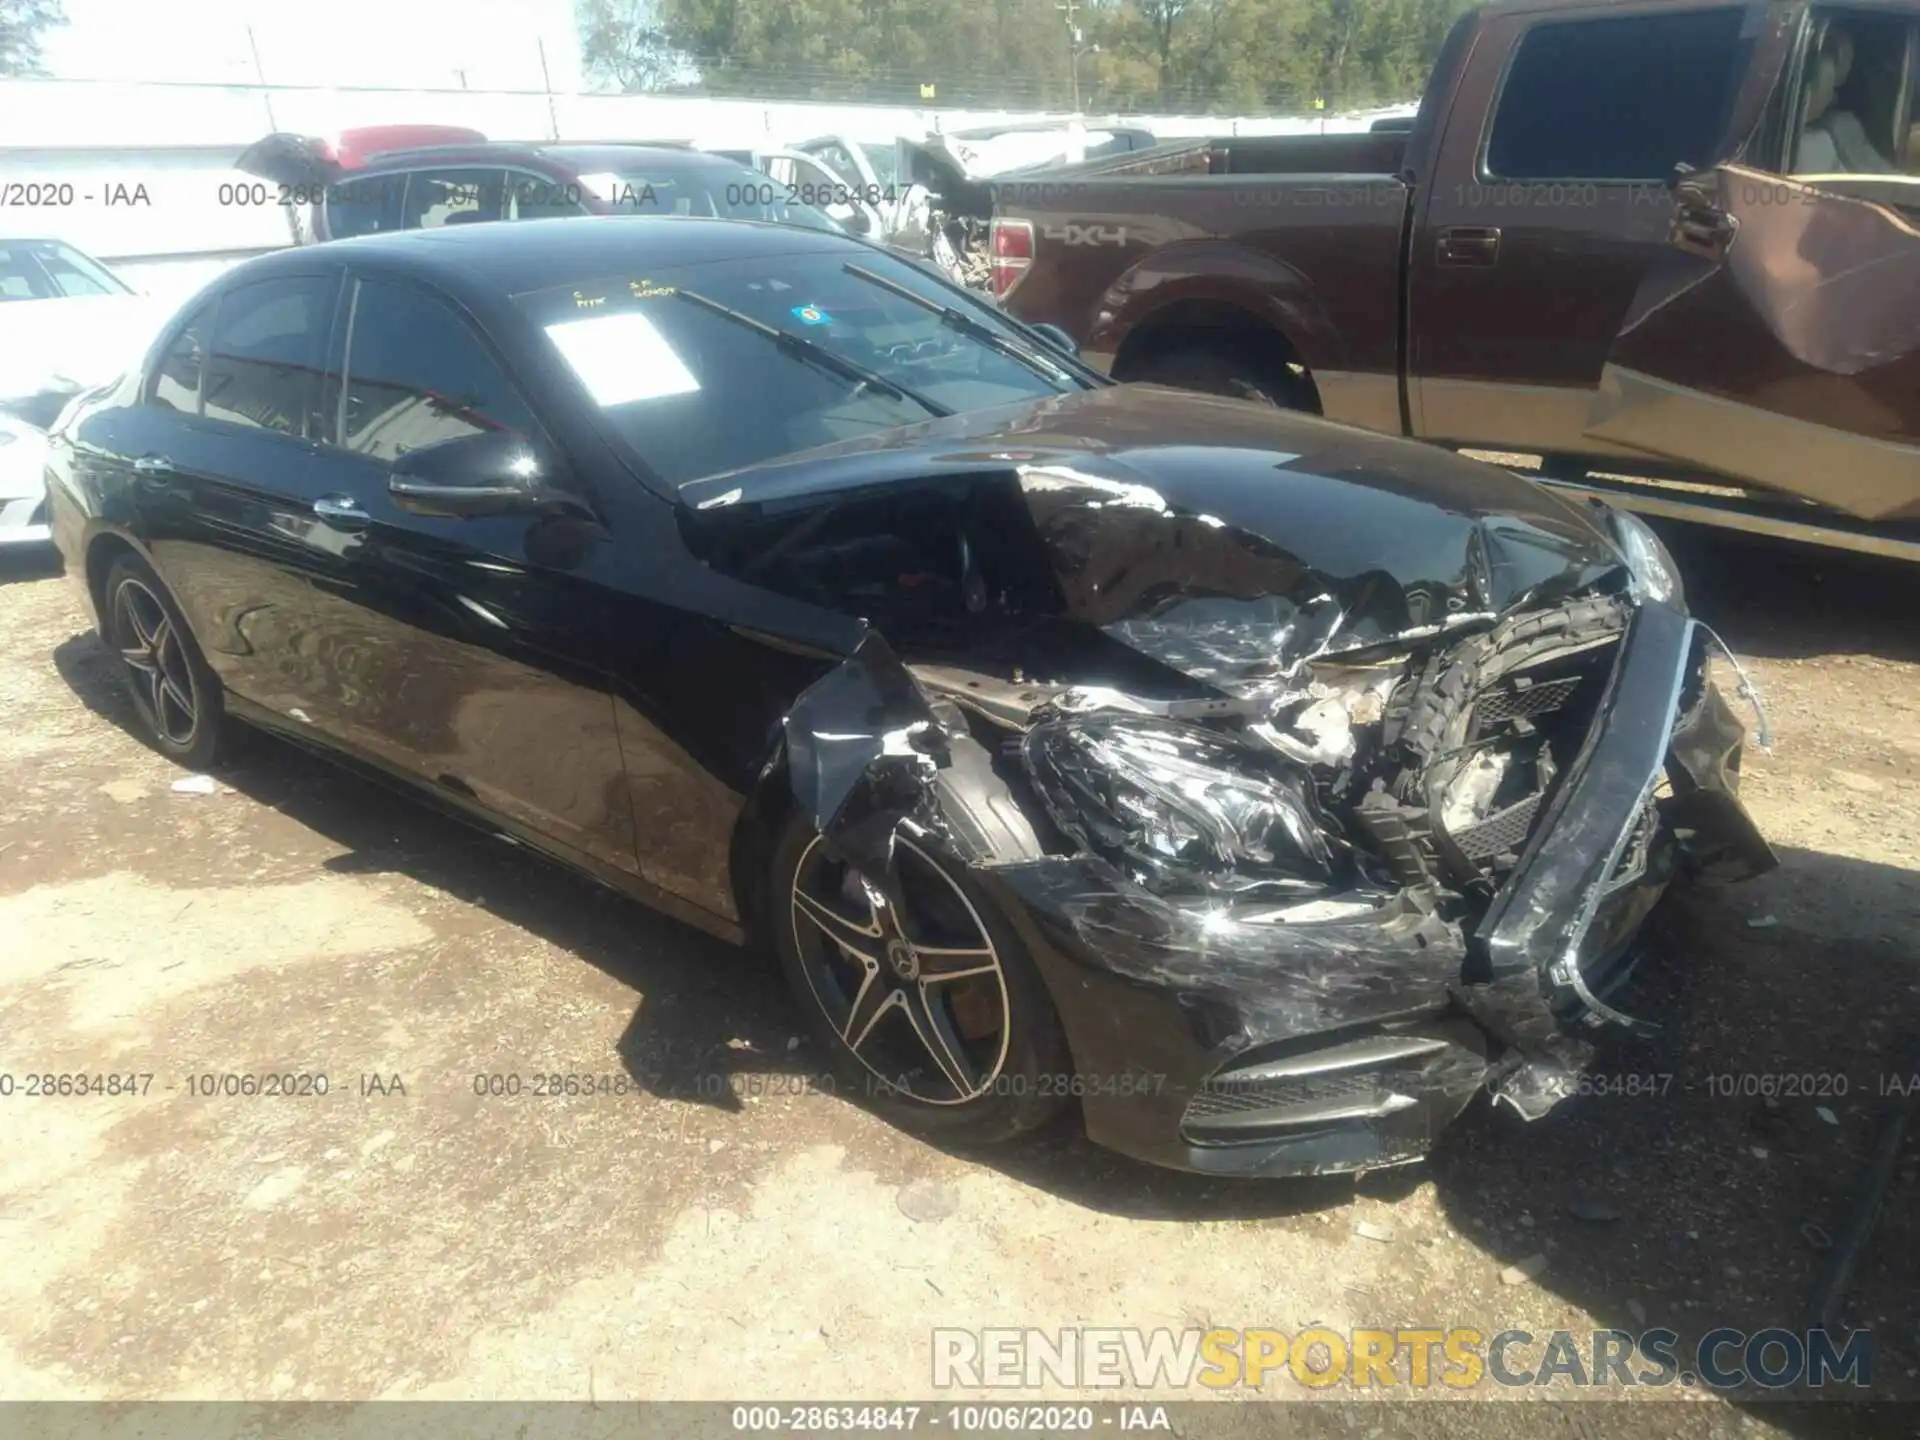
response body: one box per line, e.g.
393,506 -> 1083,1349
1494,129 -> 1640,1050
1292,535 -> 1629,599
45,216 -> 1775,1177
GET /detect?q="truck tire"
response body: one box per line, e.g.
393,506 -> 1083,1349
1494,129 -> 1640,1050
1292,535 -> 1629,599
1124,341 -> 1312,410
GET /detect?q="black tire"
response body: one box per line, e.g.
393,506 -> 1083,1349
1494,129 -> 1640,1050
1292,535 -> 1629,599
1124,340 -> 1313,409
770,813 -> 1071,1145
102,552 -> 229,771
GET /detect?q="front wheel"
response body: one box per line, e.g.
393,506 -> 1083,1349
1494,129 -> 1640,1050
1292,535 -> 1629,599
103,552 -> 229,771
770,817 -> 1071,1144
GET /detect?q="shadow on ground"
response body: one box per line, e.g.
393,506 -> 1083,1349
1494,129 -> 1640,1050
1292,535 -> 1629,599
51,627 -> 1342,1230
1427,865 -> 1918,1413
0,547 -> 64,586
1652,519 -> 1920,666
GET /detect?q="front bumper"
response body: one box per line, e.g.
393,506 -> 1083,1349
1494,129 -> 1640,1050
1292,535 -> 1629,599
976,600 -> 1772,1177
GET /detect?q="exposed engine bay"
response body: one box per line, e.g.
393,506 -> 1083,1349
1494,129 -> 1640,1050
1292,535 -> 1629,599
694,464 -> 1634,930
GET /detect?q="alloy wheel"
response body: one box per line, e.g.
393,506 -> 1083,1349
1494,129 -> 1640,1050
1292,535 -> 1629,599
112,577 -> 198,747
789,834 -> 1012,1105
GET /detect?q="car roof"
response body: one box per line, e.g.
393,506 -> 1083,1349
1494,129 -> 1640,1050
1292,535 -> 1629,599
226,214 -> 859,298
539,144 -> 751,173
0,233 -> 90,249
354,141 -> 706,173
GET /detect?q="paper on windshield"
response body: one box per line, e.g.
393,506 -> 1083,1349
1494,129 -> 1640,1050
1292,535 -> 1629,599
544,311 -> 701,407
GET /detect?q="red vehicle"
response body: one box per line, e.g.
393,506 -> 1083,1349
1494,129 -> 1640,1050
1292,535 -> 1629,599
993,0 -> 1920,560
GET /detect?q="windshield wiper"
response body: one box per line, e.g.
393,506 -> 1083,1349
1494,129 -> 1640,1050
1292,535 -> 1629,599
840,262 -> 1077,387
665,287 -> 952,419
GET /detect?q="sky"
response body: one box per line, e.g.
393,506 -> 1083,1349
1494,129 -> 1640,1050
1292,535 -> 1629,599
39,0 -> 587,91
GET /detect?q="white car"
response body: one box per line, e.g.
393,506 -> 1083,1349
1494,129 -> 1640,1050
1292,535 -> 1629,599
0,412 -> 52,548
0,237 -> 169,430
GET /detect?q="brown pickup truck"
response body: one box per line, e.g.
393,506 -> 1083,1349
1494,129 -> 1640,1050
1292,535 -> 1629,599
992,0 -> 1920,560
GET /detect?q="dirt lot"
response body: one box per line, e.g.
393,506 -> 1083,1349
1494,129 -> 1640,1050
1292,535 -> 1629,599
1,522 -> 1915,1432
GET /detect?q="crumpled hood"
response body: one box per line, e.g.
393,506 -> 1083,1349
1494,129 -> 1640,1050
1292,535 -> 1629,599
680,384 -> 1627,687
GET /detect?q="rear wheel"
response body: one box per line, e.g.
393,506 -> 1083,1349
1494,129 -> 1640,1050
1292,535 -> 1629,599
771,817 -> 1070,1144
103,552 -> 228,771
1125,340 -> 1313,410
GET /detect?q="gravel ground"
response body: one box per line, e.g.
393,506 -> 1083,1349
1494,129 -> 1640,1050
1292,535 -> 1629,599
0,520 -> 1914,1435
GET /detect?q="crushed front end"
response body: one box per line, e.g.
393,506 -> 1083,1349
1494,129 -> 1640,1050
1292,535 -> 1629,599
681,392 -> 1778,1176
906,591 -> 1758,1175
941,593 -> 1772,1176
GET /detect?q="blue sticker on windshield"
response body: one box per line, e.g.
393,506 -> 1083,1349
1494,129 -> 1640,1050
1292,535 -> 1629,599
791,304 -> 832,326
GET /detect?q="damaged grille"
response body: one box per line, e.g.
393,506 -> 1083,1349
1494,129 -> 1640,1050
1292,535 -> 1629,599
1471,674 -> 1582,727
1179,1031 -> 1485,1150
1380,597 -> 1630,891
1451,793 -> 1543,861
1186,1070 -> 1381,1121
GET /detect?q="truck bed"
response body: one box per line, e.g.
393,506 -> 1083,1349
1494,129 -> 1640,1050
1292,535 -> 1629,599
1054,131 -> 1409,180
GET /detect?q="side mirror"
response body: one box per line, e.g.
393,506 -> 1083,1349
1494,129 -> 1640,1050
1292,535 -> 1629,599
842,207 -> 875,236
1027,322 -> 1081,359
387,429 -> 588,520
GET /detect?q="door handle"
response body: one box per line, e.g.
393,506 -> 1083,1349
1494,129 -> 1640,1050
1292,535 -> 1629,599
1436,226 -> 1501,266
1670,204 -> 1739,262
313,494 -> 371,531
132,455 -> 175,484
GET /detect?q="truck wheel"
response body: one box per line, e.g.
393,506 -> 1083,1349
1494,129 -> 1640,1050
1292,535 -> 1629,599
1125,342 -> 1312,410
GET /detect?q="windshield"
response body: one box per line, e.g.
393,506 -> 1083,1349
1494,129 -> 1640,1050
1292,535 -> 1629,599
517,247 -> 1091,488
582,164 -> 843,234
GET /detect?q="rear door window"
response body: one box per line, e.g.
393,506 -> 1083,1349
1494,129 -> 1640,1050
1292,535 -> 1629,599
201,275 -> 338,437
1791,11 -> 1918,176
402,168 -> 508,230
1485,9 -> 1750,181
325,174 -> 410,239
505,170 -> 593,221
146,300 -> 215,413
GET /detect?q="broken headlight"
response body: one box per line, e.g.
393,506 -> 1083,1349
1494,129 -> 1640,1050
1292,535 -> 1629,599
1022,715 -> 1337,898
1611,511 -> 1684,608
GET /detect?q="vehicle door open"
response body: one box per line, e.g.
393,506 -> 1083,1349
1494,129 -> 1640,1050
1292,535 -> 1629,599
1583,10 -> 1920,527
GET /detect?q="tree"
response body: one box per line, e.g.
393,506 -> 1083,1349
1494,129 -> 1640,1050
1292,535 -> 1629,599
578,0 -> 695,91
1136,0 -> 1187,104
574,0 -> 1473,111
0,0 -> 65,77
